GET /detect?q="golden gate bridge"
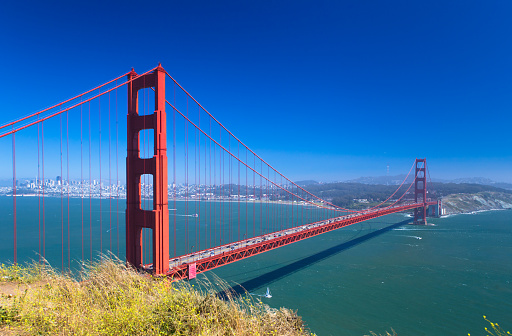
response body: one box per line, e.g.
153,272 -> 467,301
0,64 -> 439,280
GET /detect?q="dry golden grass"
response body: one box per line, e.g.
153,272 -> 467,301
0,257 -> 313,335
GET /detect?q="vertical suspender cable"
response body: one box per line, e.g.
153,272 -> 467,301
37,121 -> 41,263
195,115 -> 198,251
260,160 -> 262,236
281,177 -> 289,229
204,117 -> 208,249
219,129 -> 222,247
276,171 -> 279,232
245,149 -> 248,241
80,98 -> 84,261
301,189 -> 304,227
207,126 -> 210,249
89,101 -> 92,261
291,179 -> 294,228
108,92 -> 112,252
212,128 -> 216,248
229,138 -> 232,243
253,154 -> 255,237
198,106 -> 201,251
237,142 -> 240,242
42,121 -> 45,260
98,89 -> 102,255
275,172 -> 277,232
60,113 -> 64,271
206,120 -> 210,249
11,127 -> 17,264
66,110 -> 70,270
266,166 -> 269,235
173,83 -> 176,258
185,96 -> 189,254
115,81 -> 119,256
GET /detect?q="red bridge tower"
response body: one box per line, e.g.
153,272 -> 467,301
126,65 -> 169,274
413,158 -> 427,225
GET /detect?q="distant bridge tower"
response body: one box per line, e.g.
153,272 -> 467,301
413,158 -> 427,225
126,65 -> 169,274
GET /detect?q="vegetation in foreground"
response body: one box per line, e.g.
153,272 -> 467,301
0,258 -> 312,335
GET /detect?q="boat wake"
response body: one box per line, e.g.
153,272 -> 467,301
250,287 -> 272,298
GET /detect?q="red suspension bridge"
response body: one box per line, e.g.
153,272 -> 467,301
0,64 -> 440,280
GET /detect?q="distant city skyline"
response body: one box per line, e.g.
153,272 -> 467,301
2,171 -> 511,188
1,1 -> 511,183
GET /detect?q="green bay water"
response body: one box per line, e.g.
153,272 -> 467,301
0,196 -> 330,268
1,196 -> 511,335
206,210 -> 512,335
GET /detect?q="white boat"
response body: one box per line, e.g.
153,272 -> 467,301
264,287 -> 272,298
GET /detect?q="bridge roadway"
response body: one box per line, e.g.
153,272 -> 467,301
156,201 -> 436,280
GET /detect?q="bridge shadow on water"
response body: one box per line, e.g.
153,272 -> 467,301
217,219 -> 409,298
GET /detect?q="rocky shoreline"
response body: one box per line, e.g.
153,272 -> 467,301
441,191 -> 512,215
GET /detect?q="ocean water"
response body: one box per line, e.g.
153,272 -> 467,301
206,210 -> 512,335
1,196 -> 511,335
0,196 -> 333,268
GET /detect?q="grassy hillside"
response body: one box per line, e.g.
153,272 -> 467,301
0,258 -> 312,336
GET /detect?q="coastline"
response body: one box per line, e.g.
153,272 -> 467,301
440,191 -> 512,216
440,207 -> 510,218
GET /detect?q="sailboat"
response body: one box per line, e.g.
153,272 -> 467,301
264,287 -> 272,298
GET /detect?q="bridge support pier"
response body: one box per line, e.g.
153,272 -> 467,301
413,158 -> 427,225
126,65 -> 169,275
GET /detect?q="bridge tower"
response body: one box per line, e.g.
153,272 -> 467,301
413,158 -> 427,225
126,65 -> 169,274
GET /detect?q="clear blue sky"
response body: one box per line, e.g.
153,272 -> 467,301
1,0 -> 511,182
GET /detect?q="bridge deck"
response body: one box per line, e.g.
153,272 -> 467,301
158,202 -> 435,280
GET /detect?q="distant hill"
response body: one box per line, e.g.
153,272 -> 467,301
294,180 -> 319,186
303,181 -> 511,208
450,177 -> 512,190
345,175 -> 512,190
451,177 -> 495,184
491,182 -> 512,190
428,182 -> 512,197
346,174 -> 409,185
